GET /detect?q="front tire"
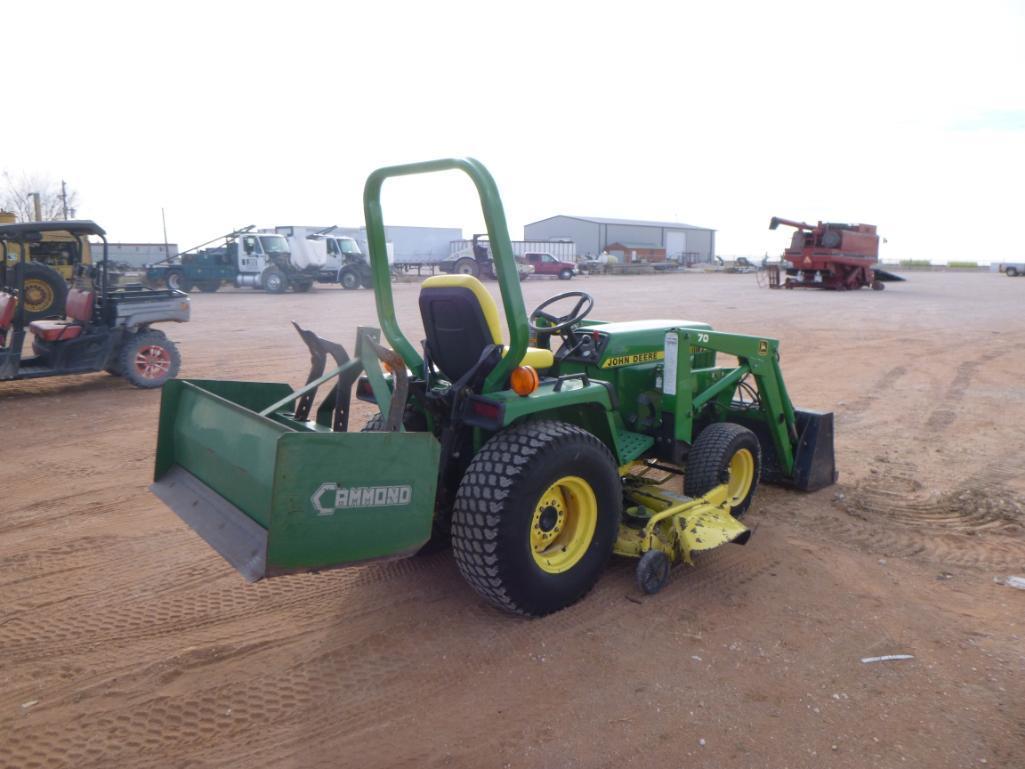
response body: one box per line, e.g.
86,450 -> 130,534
166,270 -> 192,293
262,269 -> 287,294
118,330 -> 181,388
684,422 -> 761,517
558,268 -> 573,280
339,268 -> 360,290
451,420 -> 621,616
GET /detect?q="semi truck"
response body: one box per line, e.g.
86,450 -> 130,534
145,226 -> 323,293
274,226 -> 400,290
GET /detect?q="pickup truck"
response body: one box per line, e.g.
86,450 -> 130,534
524,251 -> 577,280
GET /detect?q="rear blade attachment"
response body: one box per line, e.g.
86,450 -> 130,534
151,325 -> 439,580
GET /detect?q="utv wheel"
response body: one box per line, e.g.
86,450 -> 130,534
451,420 -> 621,616
558,268 -> 573,280
684,422 -> 761,517
339,268 -> 360,290
262,269 -> 287,294
119,331 -> 181,388
13,262 -> 68,321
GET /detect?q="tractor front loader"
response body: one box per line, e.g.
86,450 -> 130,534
151,158 -> 836,616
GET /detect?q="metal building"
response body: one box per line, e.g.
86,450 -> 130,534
524,216 -> 715,264
96,242 -> 178,268
331,224 -> 462,264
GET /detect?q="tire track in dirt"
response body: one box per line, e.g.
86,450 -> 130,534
923,349 -> 1005,432
0,548 -> 455,662
1,546 -> 780,769
838,364 -> 909,425
806,481 -> 1025,570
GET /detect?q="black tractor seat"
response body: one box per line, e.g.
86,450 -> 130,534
418,275 -> 552,382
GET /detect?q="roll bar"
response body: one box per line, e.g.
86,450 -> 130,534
362,158 -> 528,394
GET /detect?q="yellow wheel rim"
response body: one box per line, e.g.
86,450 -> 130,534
530,475 -> 597,574
23,279 -> 55,314
726,448 -> 755,507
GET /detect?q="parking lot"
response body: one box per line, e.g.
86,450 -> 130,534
2,271 -> 1023,769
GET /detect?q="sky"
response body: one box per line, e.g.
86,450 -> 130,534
3,0 -> 1023,263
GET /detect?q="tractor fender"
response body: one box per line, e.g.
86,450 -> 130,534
499,383 -> 622,463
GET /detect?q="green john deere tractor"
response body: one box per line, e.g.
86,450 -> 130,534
151,158 -> 836,616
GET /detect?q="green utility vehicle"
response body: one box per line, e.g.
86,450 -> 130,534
151,158 -> 836,616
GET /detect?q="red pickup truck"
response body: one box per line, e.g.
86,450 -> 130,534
524,252 -> 577,280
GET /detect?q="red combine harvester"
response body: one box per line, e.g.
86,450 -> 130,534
767,217 -> 903,290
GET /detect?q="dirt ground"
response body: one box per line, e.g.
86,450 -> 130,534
2,271 -> 1023,769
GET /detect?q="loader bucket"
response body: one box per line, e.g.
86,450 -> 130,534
151,378 -> 440,581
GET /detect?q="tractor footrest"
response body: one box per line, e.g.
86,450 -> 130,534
616,429 -> 655,463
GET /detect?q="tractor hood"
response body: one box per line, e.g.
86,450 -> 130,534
584,319 -> 712,369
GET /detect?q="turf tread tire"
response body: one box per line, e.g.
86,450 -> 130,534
684,422 -> 761,518
450,420 -> 620,617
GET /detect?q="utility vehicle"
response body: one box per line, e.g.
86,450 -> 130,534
1,221 -> 188,388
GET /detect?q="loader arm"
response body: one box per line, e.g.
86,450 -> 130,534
665,328 -> 798,477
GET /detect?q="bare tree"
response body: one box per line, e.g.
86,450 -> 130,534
0,171 -> 79,222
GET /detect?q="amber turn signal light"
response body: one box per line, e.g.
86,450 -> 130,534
510,365 -> 539,396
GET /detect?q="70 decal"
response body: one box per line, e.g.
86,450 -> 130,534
695,332 -> 710,344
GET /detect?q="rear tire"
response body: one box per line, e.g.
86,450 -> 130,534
118,331 -> 181,388
13,262 -> 68,321
454,258 -> 479,277
293,281 -> 313,293
451,420 -> 621,616
1007,266 -> 1019,277
195,280 -> 221,292
684,422 -> 761,518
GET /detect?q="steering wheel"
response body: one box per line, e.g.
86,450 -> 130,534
529,291 -> 594,334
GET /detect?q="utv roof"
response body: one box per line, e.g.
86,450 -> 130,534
0,220 -> 106,238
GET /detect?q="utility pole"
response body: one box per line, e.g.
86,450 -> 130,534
61,180 -> 69,220
29,192 -> 42,222
161,208 -> 170,261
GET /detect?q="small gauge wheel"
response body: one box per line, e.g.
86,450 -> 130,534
636,549 -> 671,595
